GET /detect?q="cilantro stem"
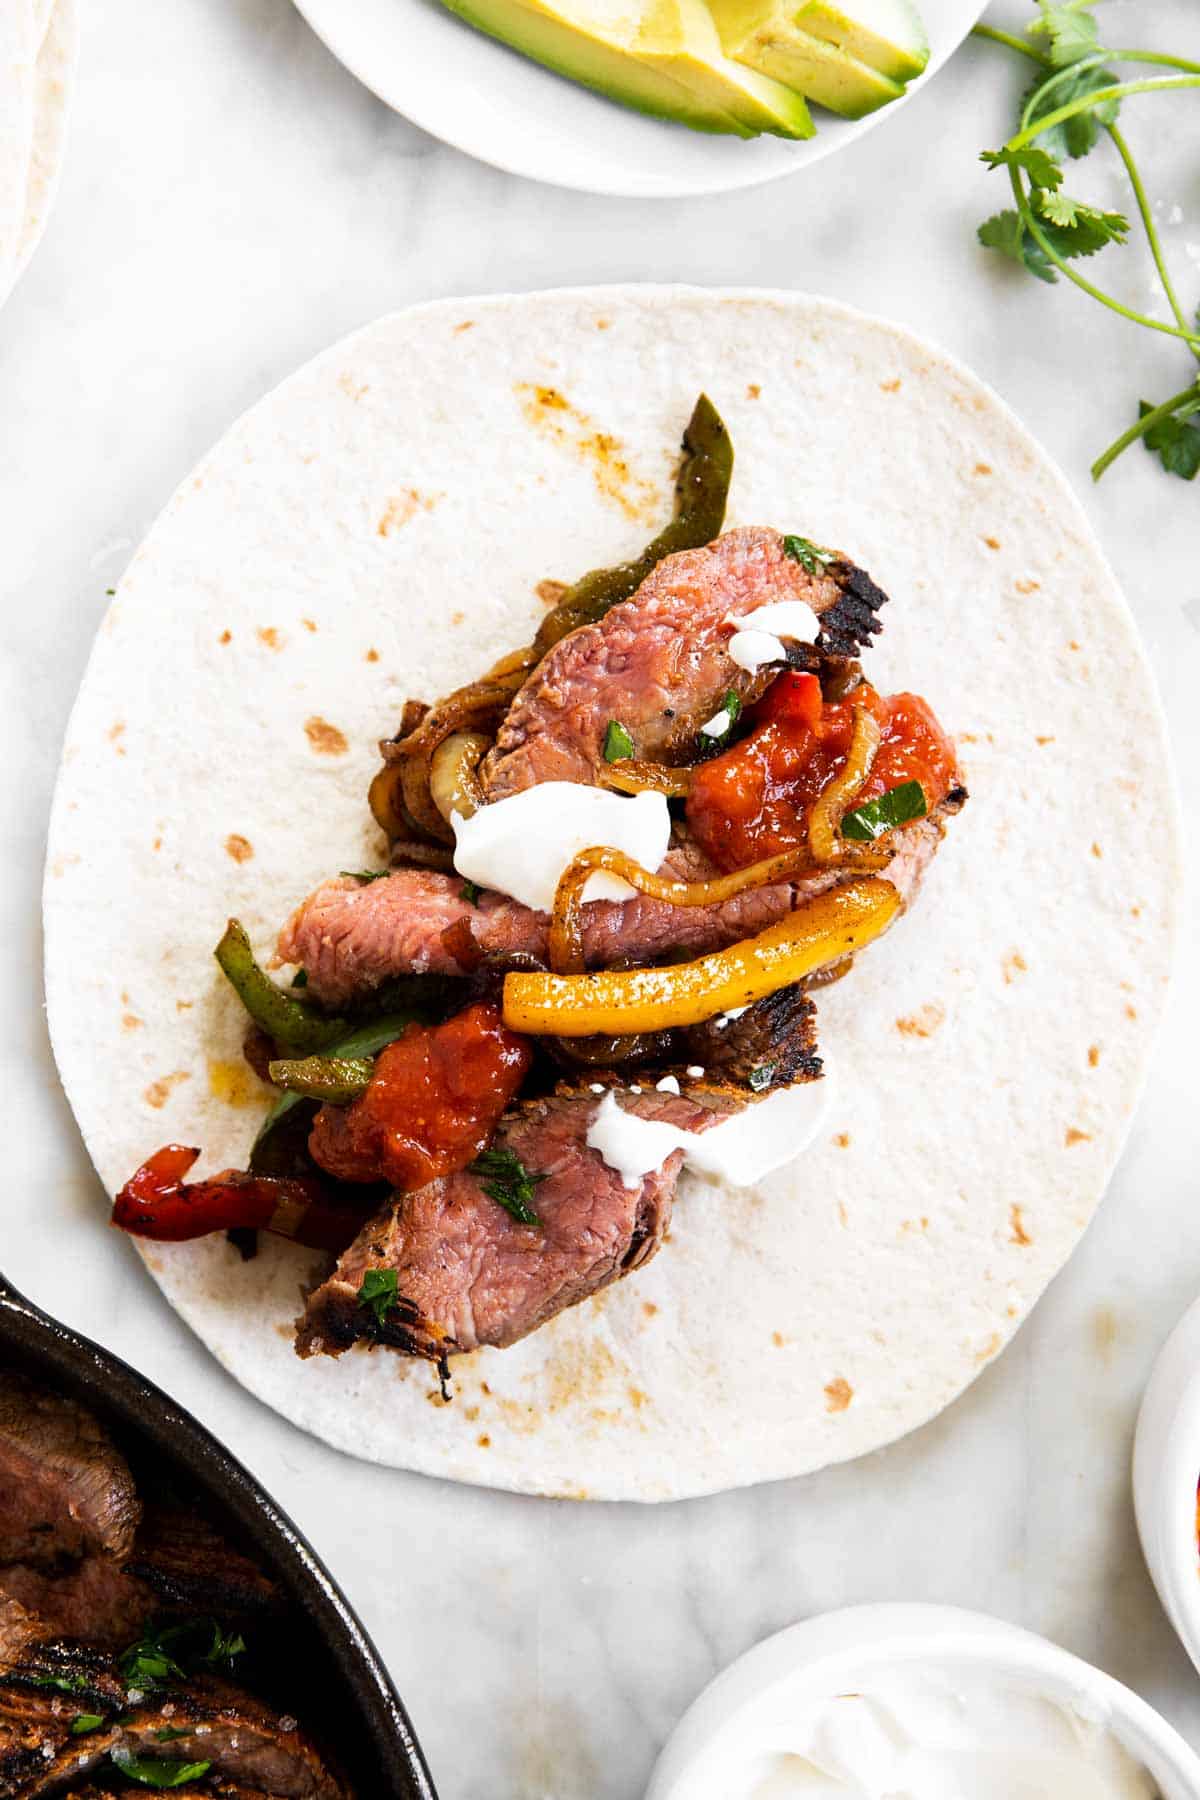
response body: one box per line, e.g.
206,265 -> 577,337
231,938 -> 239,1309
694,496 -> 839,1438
1008,75 -> 1200,155
970,22 -> 1043,62
1090,381 -> 1200,482
1105,123 -> 1199,363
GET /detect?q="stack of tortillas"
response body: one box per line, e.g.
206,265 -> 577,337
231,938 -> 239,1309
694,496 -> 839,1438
0,0 -> 78,308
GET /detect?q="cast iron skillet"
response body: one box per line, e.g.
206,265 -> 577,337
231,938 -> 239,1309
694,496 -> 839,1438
0,1273 -> 438,1799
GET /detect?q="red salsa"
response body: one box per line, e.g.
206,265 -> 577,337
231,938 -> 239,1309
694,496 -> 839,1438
687,671 -> 958,872
308,1001 -> 532,1191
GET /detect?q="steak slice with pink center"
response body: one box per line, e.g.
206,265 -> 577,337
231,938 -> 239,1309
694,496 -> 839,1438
482,526 -> 887,797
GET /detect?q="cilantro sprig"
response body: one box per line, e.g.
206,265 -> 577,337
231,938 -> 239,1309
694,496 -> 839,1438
974,3 -> 1200,482
469,1146 -> 546,1227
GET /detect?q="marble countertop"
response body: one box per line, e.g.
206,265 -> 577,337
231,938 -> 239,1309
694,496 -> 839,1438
2,2 -> 1198,1794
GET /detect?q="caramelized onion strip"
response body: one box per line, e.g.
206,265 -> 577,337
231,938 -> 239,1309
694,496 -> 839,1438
807,703 -> 883,866
600,761 -> 694,799
430,731 -> 489,824
549,844 -> 823,975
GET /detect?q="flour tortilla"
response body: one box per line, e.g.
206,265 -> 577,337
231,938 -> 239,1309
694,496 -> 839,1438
0,0 -> 37,301
13,0 -> 78,288
43,288 -> 1179,1502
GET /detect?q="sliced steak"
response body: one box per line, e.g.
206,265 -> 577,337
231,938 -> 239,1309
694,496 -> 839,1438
682,984 -> 821,1092
280,809 -> 951,1007
297,1087 -> 742,1361
4,1678 -> 347,1799
126,1506 -> 279,1623
481,527 -> 887,796
0,1556 -> 149,1650
0,1375 -> 139,1568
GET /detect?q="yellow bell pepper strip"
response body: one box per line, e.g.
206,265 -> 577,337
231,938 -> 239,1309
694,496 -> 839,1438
503,878 -> 902,1037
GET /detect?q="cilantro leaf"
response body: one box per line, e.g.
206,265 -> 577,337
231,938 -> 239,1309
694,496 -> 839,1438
747,1064 -> 776,1093
1033,189 -> 1128,255
155,1728 -> 192,1742
340,869 -> 389,884
291,967 -> 308,988
1027,0 -> 1102,69
71,1714 -> 105,1735
469,1146 -> 545,1227
1139,399 -> 1200,481
459,879 -> 481,906
782,534 -> 833,575
357,1267 -> 399,1326
119,1628 -> 186,1692
110,1751 -> 213,1788
978,210 -> 1057,284
603,719 -> 635,762
1021,61 -> 1120,160
980,145 -> 1063,189
203,1624 -> 246,1670
841,780 -> 928,842
29,1672 -> 89,1695
699,689 -> 742,749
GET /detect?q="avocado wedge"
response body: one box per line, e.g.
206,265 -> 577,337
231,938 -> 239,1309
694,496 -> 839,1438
792,0 -> 928,83
711,0 -> 906,118
438,0 -> 815,138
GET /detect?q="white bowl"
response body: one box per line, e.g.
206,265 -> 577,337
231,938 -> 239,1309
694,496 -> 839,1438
646,1603 -> 1200,1798
1135,1294 -> 1200,1678
291,0 -> 985,199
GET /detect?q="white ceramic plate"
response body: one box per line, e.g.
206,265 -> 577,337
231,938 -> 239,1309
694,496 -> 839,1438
291,0 -> 985,198
1133,1294 -> 1200,1681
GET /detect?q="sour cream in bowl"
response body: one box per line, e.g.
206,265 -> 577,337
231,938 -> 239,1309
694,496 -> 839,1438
646,1605 -> 1200,1800
1134,1292 -> 1200,1682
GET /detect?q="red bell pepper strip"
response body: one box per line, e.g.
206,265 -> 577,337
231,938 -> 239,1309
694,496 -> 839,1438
111,1146 -> 365,1253
756,669 -> 823,729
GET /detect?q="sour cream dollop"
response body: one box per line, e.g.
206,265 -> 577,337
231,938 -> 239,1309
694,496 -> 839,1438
585,1072 -> 834,1191
725,600 -> 822,674
451,784 -> 671,913
691,1668 -> 1157,1800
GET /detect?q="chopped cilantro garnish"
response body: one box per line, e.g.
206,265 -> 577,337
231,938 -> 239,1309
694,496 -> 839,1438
340,869 -> 389,884
700,689 -> 742,749
782,535 -> 833,575
469,1146 -> 546,1227
110,1751 -> 213,1788
29,1672 -> 89,1694
357,1267 -> 399,1326
155,1727 -> 191,1742
71,1713 -> 105,1735
841,780 -> 928,842
603,720 -> 635,762
747,1064 -> 776,1093
291,967 -> 308,988
459,879 -> 482,906
119,1629 -> 186,1692
203,1624 -> 246,1670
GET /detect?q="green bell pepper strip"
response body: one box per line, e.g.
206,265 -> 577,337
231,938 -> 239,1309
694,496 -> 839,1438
266,1055 -> 375,1104
215,919 -> 350,1054
249,1012 -> 421,1170
534,393 -> 732,654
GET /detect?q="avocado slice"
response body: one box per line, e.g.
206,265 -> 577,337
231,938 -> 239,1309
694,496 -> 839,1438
793,0 -> 928,83
438,0 -> 815,138
711,0 -> 907,118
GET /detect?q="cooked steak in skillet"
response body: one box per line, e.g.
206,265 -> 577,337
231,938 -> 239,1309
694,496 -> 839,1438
481,527 -> 887,796
297,1085 -> 749,1362
0,1556 -> 148,1651
0,1376 -> 139,1568
280,806 -> 953,1007
126,1506 -> 279,1622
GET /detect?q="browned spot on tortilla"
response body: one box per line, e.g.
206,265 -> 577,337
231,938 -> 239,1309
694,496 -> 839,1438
208,1059 -> 263,1108
108,721 -> 126,755
218,629 -> 232,645
1065,1126 -> 1092,1146
1130,903 -> 1141,918
1015,578 -> 1040,595
975,1332 -> 1002,1364
833,1131 -> 851,1148
144,1071 -> 190,1109
1088,1045 -> 1101,1067
595,319 -> 611,331
1090,842 -> 1102,859
365,648 -> 379,663
880,378 -> 901,393
477,1434 -> 491,1448
1009,1204 -> 1031,1246
302,618 -> 317,633
535,579 -> 568,607
305,716 -> 348,756
896,1003 -> 944,1038
463,1405 -> 479,1421
454,320 -> 474,333
257,627 -> 283,650
1002,950 -> 1027,984
1035,735 -> 1055,745
1069,639 -> 1081,651
176,999 -> 193,1011
224,833 -> 253,863
450,610 -> 465,626
746,383 -> 761,400
973,462 -> 992,476
982,535 -> 1001,551
338,371 -> 370,400
122,1014 -> 142,1031
515,382 -> 657,522
377,489 -> 441,536
627,1387 -> 647,1409
275,1323 -> 292,1340
958,731 -> 978,744
837,1201 -> 848,1227
152,837 -> 162,852
642,1301 -> 658,1318
1125,1003 -> 1137,1020
480,1381 -> 492,1396
824,1377 -> 853,1413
